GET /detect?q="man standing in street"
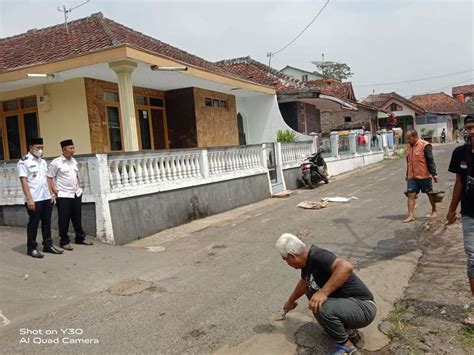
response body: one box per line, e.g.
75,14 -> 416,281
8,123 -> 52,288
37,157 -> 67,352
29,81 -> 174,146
277,233 -> 376,355
17,137 -> 64,258
404,130 -> 439,223
447,114 -> 474,326
47,139 -> 93,251
441,128 -> 447,143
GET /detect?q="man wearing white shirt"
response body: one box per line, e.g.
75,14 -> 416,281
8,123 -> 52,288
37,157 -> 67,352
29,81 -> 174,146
17,137 -> 64,258
47,139 -> 93,250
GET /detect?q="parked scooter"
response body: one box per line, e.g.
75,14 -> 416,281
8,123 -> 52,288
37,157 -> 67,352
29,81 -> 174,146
300,152 -> 329,188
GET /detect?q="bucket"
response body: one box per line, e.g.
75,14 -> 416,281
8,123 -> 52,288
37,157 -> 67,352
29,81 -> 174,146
428,191 -> 445,203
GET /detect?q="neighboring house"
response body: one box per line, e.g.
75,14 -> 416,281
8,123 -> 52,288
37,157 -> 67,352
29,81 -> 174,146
452,84 -> 474,115
410,92 -> 468,141
305,79 -> 379,135
0,13 -> 278,160
361,92 -> 426,141
280,65 -> 323,82
216,57 -> 357,138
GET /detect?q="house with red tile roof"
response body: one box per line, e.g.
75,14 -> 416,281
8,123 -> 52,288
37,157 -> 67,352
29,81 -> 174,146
0,12 -> 282,160
410,92 -> 468,141
305,79 -> 379,134
452,84 -> 474,113
361,92 -> 425,141
215,57 -> 381,136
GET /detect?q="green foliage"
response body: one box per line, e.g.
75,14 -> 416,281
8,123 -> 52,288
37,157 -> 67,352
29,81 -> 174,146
276,130 -> 297,143
314,61 -> 354,80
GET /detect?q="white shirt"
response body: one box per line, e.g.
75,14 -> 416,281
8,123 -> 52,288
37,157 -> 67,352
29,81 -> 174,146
17,152 -> 51,202
47,155 -> 83,198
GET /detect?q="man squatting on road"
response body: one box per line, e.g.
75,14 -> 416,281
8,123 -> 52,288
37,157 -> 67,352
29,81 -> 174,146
276,233 -> 376,355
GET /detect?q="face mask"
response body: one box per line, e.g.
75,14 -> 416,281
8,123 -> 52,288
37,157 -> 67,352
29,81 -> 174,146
32,149 -> 43,157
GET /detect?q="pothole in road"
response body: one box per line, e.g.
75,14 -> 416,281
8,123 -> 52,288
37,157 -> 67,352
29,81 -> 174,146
253,323 -> 275,334
108,279 -> 154,296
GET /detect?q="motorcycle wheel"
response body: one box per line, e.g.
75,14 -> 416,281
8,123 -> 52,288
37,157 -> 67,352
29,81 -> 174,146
323,176 -> 329,184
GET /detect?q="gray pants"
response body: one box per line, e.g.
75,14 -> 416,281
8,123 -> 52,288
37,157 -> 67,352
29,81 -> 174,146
307,292 -> 377,343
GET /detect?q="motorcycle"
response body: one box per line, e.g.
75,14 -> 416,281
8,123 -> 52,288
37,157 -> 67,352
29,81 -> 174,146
300,152 -> 329,188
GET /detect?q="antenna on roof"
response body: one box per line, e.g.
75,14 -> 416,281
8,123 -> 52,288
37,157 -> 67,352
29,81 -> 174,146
266,52 -> 274,72
57,0 -> 90,34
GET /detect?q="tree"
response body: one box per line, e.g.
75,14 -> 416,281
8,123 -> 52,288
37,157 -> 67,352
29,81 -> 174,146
313,61 -> 353,81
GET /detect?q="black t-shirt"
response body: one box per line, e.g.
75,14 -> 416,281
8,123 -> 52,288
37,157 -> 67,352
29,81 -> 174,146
448,144 -> 474,217
300,246 -> 374,301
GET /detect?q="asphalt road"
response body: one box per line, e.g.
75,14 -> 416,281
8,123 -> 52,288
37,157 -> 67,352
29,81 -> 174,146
0,143 -> 457,354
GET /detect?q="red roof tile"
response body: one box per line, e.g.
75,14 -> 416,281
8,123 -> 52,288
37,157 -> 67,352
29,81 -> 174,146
214,57 -> 305,92
0,12 -> 245,81
452,84 -> 474,96
305,79 -> 355,101
410,92 -> 468,115
361,92 -> 426,114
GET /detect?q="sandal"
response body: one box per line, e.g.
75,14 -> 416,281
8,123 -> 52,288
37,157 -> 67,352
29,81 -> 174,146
328,343 -> 358,355
462,316 -> 474,327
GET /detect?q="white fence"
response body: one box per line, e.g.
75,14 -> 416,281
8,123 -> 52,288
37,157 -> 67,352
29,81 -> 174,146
0,134 -> 394,245
281,141 -> 314,168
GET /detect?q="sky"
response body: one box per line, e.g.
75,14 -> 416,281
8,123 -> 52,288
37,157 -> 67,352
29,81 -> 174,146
1,0 -> 473,99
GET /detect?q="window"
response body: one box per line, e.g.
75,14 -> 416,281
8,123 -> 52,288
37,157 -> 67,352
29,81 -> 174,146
149,97 -> 164,107
135,96 -> 148,106
0,96 -> 39,160
205,97 -> 227,109
302,74 -> 308,82
6,115 -> 21,159
3,100 -> 19,112
106,107 -> 122,151
103,91 -> 119,102
344,117 -> 352,123
389,103 -> 403,111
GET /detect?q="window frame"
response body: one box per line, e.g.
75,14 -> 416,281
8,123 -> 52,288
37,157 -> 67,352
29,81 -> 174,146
0,95 -> 39,161
134,94 -> 169,150
104,90 -> 124,152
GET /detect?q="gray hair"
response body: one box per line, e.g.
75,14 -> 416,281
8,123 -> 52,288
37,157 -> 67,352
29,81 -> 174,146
275,233 -> 306,258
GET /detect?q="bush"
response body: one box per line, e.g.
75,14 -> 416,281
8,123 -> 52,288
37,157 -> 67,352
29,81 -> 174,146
276,130 -> 297,143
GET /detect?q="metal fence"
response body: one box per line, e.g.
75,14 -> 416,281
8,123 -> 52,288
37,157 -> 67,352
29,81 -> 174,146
338,136 -> 351,155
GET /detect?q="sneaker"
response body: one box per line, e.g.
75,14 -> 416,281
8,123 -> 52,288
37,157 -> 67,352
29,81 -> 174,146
328,343 -> 358,355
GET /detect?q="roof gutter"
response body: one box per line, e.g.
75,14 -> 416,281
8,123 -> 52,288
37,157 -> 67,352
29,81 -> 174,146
319,94 -> 358,111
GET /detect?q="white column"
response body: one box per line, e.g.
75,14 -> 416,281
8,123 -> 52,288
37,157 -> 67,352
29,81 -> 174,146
310,133 -> 318,154
364,132 -> 372,152
88,154 -> 115,244
109,60 -> 139,152
199,149 -> 210,178
330,132 -> 339,157
349,132 -> 357,155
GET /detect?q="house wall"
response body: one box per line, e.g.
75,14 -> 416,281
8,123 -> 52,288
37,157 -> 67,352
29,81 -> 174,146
193,87 -> 238,147
380,99 -> 417,118
84,78 -> 165,152
416,115 -> 453,142
296,102 -> 321,134
236,94 -> 312,144
320,107 -> 377,135
165,88 -> 197,148
1,78 -> 91,157
280,68 -> 323,81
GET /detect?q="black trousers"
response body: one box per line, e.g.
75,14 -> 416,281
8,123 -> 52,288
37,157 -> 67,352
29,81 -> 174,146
26,199 -> 53,251
56,194 -> 86,245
